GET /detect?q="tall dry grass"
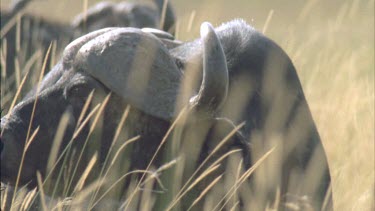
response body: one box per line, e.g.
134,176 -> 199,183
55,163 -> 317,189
1,0 -> 374,210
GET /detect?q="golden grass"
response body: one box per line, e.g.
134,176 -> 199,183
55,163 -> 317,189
1,0 -> 374,210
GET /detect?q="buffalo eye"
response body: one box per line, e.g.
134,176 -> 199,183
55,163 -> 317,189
64,83 -> 95,106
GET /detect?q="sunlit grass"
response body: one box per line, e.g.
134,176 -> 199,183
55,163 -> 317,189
1,0 -> 374,210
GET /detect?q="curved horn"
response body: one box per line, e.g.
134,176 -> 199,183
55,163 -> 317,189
189,22 -> 228,114
74,28 -> 181,120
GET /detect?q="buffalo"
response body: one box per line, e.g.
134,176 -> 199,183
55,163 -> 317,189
72,0 -> 176,35
1,20 -> 332,210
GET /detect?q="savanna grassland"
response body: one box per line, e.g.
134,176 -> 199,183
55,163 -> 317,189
1,0 -> 374,210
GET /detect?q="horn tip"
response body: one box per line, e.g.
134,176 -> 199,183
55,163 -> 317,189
200,22 -> 215,38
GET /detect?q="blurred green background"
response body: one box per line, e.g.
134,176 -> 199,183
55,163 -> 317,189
1,0 -> 374,210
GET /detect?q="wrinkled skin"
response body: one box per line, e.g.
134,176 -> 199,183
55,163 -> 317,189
1,20 -> 332,210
